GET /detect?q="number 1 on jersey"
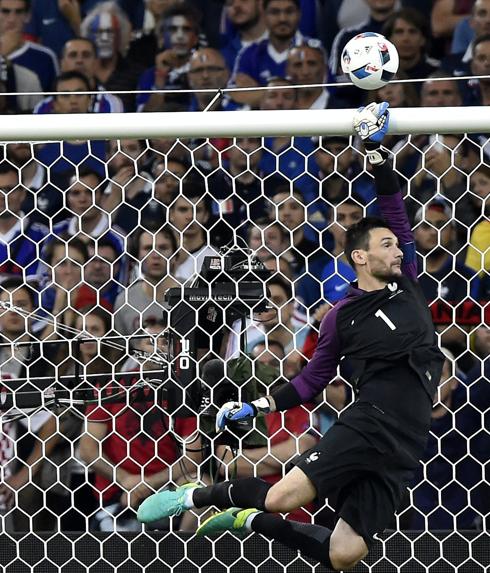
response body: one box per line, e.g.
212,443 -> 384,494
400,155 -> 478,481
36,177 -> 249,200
375,309 -> 397,331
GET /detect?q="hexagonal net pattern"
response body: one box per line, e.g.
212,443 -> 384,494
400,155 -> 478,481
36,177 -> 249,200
0,131 -> 487,573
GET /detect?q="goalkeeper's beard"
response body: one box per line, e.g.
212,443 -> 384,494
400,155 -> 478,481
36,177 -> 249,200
370,266 -> 403,284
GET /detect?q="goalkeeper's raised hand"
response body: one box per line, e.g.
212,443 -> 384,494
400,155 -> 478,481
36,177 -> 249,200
353,101 -> 390,165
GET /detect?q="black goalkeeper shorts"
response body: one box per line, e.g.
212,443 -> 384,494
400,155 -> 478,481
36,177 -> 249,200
295,401 -> 428,547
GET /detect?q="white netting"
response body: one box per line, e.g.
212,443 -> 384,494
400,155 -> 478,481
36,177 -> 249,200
0,119 -> 488,572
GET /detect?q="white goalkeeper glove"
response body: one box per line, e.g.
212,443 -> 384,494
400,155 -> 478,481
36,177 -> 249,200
215,397 -> 272,433
353,101 -> 390,165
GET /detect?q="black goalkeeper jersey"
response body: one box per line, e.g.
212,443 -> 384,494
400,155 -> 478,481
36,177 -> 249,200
282,163 -> 445,433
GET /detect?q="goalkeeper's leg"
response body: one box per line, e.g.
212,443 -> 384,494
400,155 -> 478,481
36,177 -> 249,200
194,468 -> 367,571
137,466 -> 315,523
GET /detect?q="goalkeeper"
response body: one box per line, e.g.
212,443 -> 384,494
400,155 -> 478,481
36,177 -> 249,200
137,103 -> 445,572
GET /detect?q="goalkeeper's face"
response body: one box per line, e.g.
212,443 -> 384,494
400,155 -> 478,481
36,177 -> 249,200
364,227 -> 404,281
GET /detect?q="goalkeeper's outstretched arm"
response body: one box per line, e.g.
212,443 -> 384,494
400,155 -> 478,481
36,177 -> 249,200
353,102 -> 418,281
216,305 -> 342,430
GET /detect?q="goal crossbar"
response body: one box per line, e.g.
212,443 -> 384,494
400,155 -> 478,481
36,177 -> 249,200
0,106 -> 488,141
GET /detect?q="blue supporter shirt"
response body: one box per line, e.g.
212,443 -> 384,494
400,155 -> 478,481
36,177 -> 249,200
0,217 -> 48,279
321,258 -> 356,304
35,141 -> 106,177
9,41 -> 59,92
232,31 -> 306,85
34,91 -> 124,114
220,0 -> 317,71
25,0 -> 101,56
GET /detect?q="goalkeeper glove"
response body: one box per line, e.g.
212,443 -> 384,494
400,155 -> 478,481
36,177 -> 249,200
353,101 -> 390,165
216,397 -> 272,433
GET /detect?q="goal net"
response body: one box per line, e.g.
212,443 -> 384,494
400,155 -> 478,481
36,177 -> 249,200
0,107 -> 488,573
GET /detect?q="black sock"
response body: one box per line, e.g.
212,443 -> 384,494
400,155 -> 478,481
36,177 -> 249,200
193,478 -> 272,510
252,513 -> 334,570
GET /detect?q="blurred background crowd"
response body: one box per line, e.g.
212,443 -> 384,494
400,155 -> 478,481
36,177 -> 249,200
0,0 -> 488,537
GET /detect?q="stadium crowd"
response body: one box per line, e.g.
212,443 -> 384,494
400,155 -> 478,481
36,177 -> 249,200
0,0 -> 488,535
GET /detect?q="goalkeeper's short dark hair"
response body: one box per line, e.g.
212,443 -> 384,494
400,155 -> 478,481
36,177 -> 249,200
345,216 -> 391,269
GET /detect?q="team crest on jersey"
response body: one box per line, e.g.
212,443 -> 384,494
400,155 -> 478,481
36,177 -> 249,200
305,451 -> 321,464
387,282 -> 398,292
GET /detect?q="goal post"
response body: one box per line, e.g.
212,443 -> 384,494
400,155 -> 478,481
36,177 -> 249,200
0,106 -> 490,140
0,103 -> 487,573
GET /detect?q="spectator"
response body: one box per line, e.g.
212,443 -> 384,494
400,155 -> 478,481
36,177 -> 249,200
259,75 -> 297,109
186,48 -> 241,111
24,0 -> 99,57
0,278 -> 58,532
383,8 -> 440,82
414,199 -> 481,354
103,139 -> 153,234
266,185 -> 324,325
114,226 -> 179,336
366,70 -> 419,108
251,338 -> 287,370
220,0 -> 267,72
411,134 -> 478,212
144,0 -> 183,33
318,0 -> 372,53
0,161 -> 48,280
34,72 -> 106,178
420,71 -> 463,107
0,54 -> 42,113
141,155 -> 188,228
34,37 -> 123,114
229,0 -> 305,107
247,220 -> 289,260
6,143 -> 69,226
311,136 -> 377,220
465,216 -> 490,276
0,0 -> 59,91
442,0 -> 490,76
0,278 -> 54,377
286,41 -> 332,109
260,134 -> 317,214
267,185 -> 323,278
431,0 -> 476,42
50,69 -> 92,114
52,168 -> 125,253
244,276 -> 308,353
44,169 -> 127,288
466,325 -> 490,381
260,252 -> 295,281
210,137 -> 267,246
465,33 -> 490,105
320,198 -> 364,304
390,72 -> 463,180
80,322 -> 201,531
137,3 -> 201,112
76,236 -> 121,310
168,184 -> 219,282
81,1 -> 145,111
456,162 -> 490,230
411,348 -> 487,529
39,237 -> 89,340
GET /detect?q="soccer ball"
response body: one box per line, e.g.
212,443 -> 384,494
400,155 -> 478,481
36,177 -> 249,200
341,32 -> 399,90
